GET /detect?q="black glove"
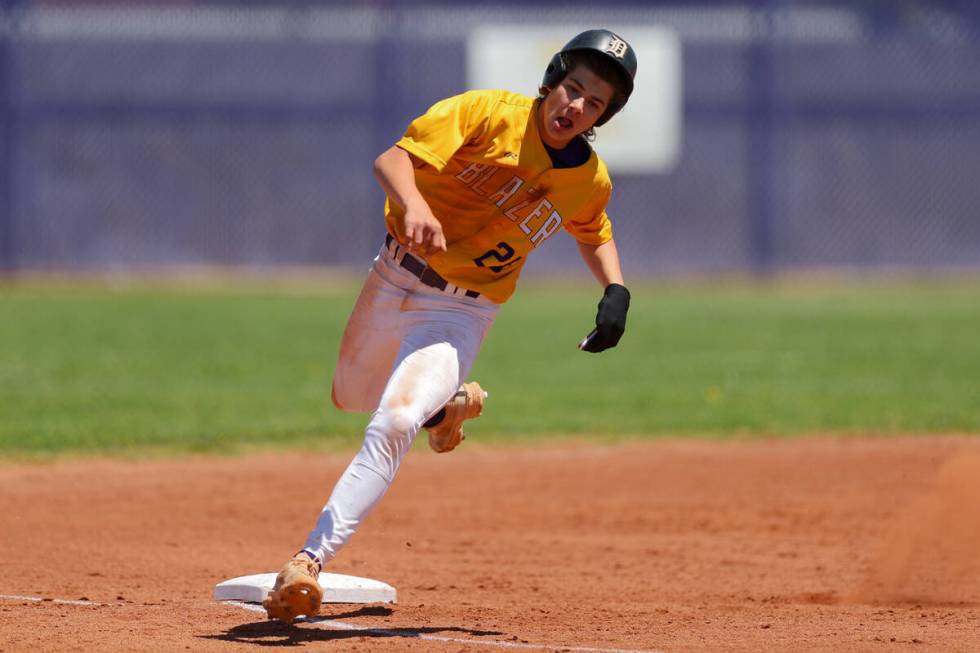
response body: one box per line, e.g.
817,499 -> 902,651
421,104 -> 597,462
581,283 -> 630,353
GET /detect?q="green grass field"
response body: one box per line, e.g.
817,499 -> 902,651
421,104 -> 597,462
1,278 -> 978,455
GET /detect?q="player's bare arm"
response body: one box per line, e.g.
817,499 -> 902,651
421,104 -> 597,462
577,239 -> 625,287
577,239 -> 630,353
372,146 -> 447,255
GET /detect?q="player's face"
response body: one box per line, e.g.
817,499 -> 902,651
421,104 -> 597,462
538,64 -> 615,149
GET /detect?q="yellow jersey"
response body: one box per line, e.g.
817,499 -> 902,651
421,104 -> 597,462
387,89 -> 614,304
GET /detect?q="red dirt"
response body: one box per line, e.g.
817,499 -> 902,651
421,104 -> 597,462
2,437 -> 980,652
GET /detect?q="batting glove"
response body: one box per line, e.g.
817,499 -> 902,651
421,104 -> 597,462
581,283 -> 630,353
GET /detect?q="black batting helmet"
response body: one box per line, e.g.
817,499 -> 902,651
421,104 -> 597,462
540,29 -> 638,127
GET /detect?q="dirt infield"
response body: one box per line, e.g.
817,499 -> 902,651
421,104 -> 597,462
2,437 -> 980,653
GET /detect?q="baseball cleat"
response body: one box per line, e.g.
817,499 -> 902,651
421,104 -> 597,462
262,553 -> 323,624
426,382 -> 487,453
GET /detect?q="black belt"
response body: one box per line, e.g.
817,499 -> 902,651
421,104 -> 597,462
385,234 -> 480,299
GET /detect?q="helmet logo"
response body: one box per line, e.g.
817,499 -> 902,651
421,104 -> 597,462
604,36 -> 629,59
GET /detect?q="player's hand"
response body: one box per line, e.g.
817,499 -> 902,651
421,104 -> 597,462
581,283 -> 630,353
402,200 -> 447,257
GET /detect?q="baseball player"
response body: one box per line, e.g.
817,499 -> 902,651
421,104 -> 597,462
263,29 -> 636,623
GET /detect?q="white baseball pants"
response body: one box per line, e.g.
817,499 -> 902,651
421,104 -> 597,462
302,242 -> 499,563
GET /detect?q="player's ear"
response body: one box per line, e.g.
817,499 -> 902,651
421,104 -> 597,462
538,85 -> 551,97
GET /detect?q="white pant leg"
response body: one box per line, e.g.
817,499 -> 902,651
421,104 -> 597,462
331,265 -> 407,413
304,247 -> 498,563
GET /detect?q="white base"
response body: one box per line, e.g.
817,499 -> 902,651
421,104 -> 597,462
214,572 -> 396,604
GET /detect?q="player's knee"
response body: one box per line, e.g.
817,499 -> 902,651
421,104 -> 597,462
331,382 -> 349,411
331,380 -> 371,413
372,404 -> 419,440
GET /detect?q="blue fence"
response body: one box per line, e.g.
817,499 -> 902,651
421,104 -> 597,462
2,1 -> 979,277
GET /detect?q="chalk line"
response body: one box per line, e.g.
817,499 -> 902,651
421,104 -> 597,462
0,594 -> 106,606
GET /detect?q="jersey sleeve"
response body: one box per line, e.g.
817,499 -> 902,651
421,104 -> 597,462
395,90 -> 494,172
563,181 -> 614,245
